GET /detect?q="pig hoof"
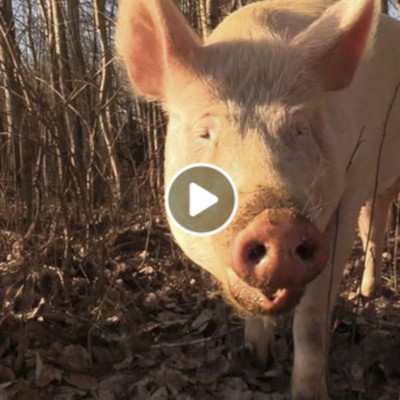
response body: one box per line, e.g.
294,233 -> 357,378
244,341 -> 275,369
292,379 -> 329,400
293,396 -> 330,400
292,389 -> 330,400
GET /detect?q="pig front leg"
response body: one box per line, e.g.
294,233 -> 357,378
358,179 -> 400,298
244,317 -> 276,368
291,202 -> 361,400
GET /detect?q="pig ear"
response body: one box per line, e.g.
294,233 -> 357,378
115,0 -> 202,100
292,0 -> 380,91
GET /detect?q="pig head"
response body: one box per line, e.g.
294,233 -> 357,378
115,0 -> 381,315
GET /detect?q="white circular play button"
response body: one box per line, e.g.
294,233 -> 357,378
166,163 -> 238,236
189,182 -> 219,217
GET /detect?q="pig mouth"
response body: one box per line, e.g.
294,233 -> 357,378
226,269 -> 304,315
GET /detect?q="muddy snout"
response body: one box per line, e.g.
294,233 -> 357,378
229,209 -> 329,314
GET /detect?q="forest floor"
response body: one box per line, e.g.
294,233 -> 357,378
0,210 -> 400,400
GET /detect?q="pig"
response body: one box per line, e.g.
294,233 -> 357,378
115,0 -> 400,398
358,178 -> 400,297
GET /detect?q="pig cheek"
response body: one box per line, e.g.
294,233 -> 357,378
312,170 -> 345,232
168,221 -> 230,283
310,129 -> 346,231
164,118 -> 200,175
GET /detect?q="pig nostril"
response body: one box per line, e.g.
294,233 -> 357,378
296,241 -> 317,262
246,242 -> 267,265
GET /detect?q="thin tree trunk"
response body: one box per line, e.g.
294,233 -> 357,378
93,0 -> 121,204
0,0 -> 33,221
382,0 -> 389,14
38,0 -> 66,192
67,0 -> 93,219
50,0 -> 77,173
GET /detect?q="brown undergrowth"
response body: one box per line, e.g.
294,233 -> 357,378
0,208 -> 399,400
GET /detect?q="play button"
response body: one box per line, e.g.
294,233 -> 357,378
166,164 -> 238,236
189,183 -> 219,217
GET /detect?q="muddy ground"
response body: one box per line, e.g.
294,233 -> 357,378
0,210 -> 400,400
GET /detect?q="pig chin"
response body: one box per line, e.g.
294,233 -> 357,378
225,269 -> 305,316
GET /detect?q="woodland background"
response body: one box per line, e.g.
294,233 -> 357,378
0,1 -> 400,399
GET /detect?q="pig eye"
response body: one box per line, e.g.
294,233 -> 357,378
194,116 -> 218,141
200,131 -> 211,139
199,129 -> 211,140
295,121 -> 311,137
296,128 -> 305,136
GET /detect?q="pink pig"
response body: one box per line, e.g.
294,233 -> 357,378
116,1 -> 400,398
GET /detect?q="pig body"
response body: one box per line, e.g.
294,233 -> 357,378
116,0 -> 400,398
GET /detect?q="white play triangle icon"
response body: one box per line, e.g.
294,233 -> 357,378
189,183 -> 219,217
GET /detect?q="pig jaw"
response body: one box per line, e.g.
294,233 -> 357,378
226,208 -> 330,316
225,269 -> 305,316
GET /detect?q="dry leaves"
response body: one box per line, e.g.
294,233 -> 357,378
0,222 -> 400,399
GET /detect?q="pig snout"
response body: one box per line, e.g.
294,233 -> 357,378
228,209 -> 329,314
